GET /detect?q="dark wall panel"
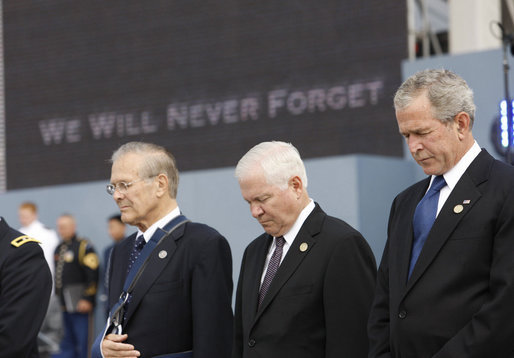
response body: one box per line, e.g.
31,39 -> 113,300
4,0 -> 406,189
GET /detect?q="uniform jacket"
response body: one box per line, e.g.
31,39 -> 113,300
368,150 -> 514,358
107,220 -> 233,358
233,203 -> 377,358
0,217 -> 52,358
55,235 -> 99,309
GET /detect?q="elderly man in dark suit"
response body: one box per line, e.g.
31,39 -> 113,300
92,141 -> 233,358
368,69 -> 514,358
233,141 -> 376,358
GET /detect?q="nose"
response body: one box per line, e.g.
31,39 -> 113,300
112,189 -> 124,201
407,135 -> 423,154
250,203 -> 264,218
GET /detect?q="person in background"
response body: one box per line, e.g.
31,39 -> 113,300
0,216 -> 52,358
18,202 -> 62,357
367,69 -> 514,357
18,202 -> 59,278
53,214 -> 99,358
233,141 -> 377,358
101,214 -> 127,318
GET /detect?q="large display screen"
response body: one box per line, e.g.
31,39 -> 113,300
4,1 -> 406,189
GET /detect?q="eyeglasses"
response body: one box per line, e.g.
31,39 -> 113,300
106,178 -> 146,196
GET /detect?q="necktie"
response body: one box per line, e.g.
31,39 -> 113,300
123,235 -> 146,322
259,236 -> 285,307
126,235 -> 146,275
408,175 -> 446,279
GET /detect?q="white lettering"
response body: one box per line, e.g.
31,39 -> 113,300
205,103 -> 223,125
287,91 -> 308,115
223,100 -> 238,123
167,104 -> 188,130
88,112 -> 116,139
240,97 -> 259,121
268,89 -> 287,118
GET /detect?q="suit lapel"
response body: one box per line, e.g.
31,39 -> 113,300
123,223 -> 185,326
254,204 -> 324,322
394,179 -> 429,292
109,235 -> 134,309
404,150 -> 491,296
244,236 -> 272,324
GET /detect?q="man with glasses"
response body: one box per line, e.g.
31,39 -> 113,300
93,141 -> 233,358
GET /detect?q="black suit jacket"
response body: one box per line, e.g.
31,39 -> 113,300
368,150 -> 514,358
0,217 -> 52,358
108,219 -> 233,358
233,203 -> 377,358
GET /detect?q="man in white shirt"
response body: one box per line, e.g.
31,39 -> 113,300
368,69 -> 514,358
18,202 -> 59,278
18,202 -> 62,357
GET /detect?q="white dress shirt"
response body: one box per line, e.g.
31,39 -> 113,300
431,141 -> 481,216
260,199 -> 315,286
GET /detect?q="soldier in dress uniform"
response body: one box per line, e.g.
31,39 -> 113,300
53,214 -> 99,358
0,216 -> 52,358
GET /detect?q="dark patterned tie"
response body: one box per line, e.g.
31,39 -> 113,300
123,235 -> 146,322
409,175 -> 446,279
259,236 -> 285,307
126,235 -> 146,275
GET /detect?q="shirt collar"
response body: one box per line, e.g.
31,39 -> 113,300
433,141 -> 481,190
137,206 -> 181,243
279,199 -> 315,245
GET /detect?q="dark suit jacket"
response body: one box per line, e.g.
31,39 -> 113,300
368,150 -> 514,358
0,217 -> 52,358
108,220 -> 233,358
233,203 -> 377,358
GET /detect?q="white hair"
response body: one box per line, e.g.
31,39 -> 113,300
235,141 -> 308,190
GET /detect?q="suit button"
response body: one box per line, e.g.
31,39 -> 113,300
398,310 -> 407,319
248,339 -> 256,347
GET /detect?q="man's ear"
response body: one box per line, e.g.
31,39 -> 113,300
155,173 -> 169,197
453,111 -> 471,139
289,176 -> 304,198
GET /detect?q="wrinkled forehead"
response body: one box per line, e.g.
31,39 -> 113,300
110,153 -> 143,182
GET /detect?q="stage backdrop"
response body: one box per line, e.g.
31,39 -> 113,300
4,0 -> 406,189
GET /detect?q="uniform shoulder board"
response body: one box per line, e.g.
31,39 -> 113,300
11,235 -> 41,247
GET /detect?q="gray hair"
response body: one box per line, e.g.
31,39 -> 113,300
394,69 -> 475,127
235,141 -> 308,190
111,142 -> 179,198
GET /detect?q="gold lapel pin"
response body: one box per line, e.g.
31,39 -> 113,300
299,242 -> 308,252
453,204 -> 464,214
158,250 -> 168,259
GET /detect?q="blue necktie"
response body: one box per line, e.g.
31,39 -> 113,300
409,175 -> 446,279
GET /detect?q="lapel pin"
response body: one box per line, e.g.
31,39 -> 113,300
463,199 -> 471,204
299,242 -> 308,252
158,250 -> 168,259
453,204 -> 464,214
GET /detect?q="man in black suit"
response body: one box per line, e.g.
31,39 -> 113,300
368,69 -> 514,357
94,142 -> 233,358
0,216 -> 52,358
233,141 -> 376,358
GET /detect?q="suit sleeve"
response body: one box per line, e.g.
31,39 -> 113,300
191,233 -> 234,358
324,231 -> 377,358
0,243 -> 52,357
433,185 -> 514,358
232,247 -> 248,358
367,198 -> 397,358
